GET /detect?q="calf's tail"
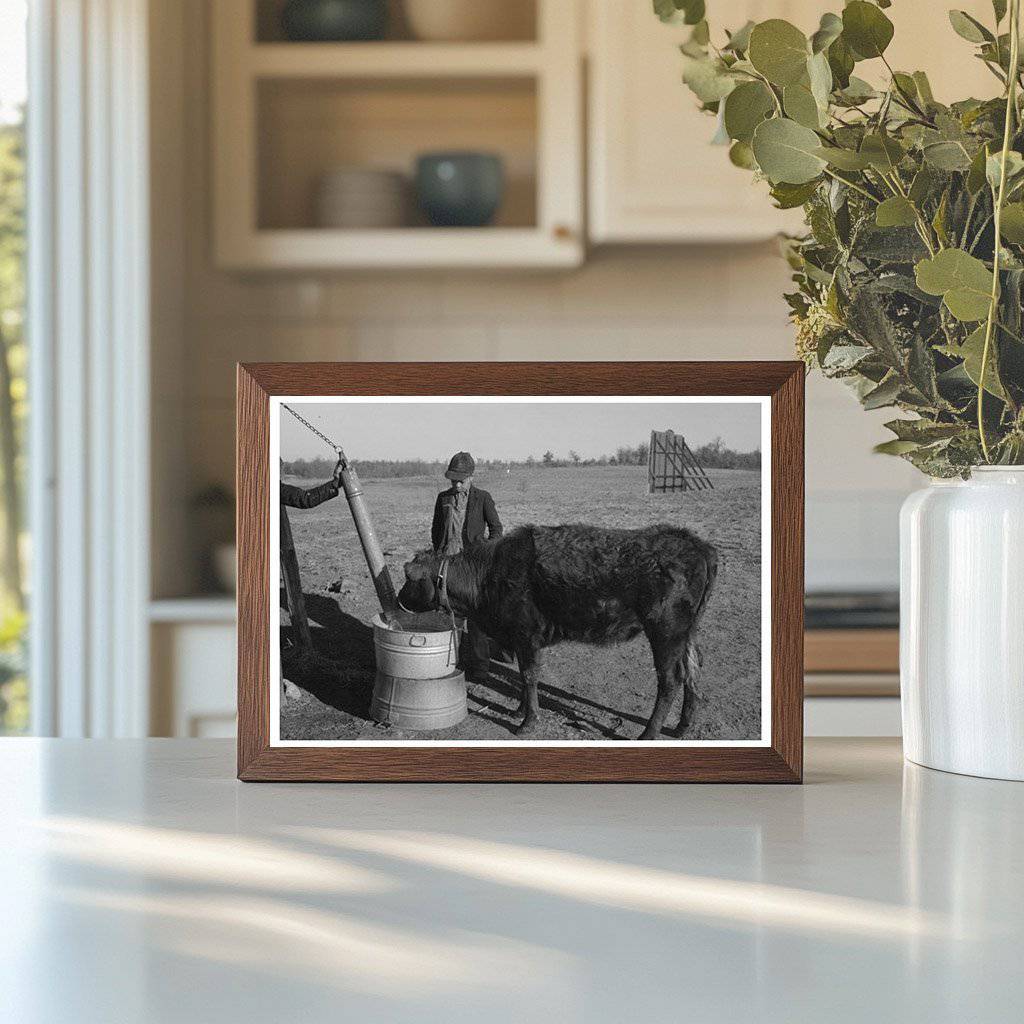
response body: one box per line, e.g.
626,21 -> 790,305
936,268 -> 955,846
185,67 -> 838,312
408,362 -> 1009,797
691,544 -> 719,628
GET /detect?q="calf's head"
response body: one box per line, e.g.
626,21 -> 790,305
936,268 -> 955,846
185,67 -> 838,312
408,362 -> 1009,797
398,551 -> 439,612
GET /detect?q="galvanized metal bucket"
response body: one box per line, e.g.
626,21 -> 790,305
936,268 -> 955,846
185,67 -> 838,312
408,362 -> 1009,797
372,611 -> 459,680
370,669 -> 468,730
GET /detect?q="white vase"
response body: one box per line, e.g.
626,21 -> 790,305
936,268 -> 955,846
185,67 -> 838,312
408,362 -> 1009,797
900,467 -> 1024,780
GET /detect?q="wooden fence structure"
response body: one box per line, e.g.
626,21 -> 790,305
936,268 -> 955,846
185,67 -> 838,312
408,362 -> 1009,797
648,430 -> 714,493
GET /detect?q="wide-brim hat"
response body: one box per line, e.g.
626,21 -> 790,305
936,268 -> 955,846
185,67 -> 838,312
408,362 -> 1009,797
444,451 -> 475,481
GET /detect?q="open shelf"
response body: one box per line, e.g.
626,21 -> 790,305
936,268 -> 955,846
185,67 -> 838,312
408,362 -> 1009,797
213,0 -> 581,268
257,76 -> 537,232
249,42 -> 544,77
254,0 -> 538,45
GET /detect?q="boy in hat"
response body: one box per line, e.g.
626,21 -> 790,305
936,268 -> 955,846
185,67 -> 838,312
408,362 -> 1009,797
431,451 -> 503,555
431,451 -> 503,681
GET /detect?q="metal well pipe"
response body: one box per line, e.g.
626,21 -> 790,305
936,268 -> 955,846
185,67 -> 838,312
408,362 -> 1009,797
339,461 -> 398,614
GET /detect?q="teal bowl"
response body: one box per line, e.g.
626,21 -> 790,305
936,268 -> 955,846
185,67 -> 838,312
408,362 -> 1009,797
281,0 -> 388,42
415,152 -> 505,228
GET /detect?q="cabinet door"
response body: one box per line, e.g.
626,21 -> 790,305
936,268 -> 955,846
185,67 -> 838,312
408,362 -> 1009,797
588,1 -> 998,244
588,1 -> 813,243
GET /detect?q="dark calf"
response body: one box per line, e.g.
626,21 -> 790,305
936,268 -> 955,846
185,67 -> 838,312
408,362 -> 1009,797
399,523 -> 718,740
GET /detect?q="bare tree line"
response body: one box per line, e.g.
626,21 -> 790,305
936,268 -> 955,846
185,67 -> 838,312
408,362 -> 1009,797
282,437 -> 760,480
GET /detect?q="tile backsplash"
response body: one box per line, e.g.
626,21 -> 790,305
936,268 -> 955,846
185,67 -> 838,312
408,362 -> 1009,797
168,247 -> 917,595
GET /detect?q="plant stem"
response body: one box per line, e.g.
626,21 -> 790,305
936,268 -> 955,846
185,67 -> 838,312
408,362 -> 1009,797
996,317 -> 1024,344
881,54 -> 930,120
979,0 -> 1021,463
751,70 -> 783,117
821,167 -> 879,203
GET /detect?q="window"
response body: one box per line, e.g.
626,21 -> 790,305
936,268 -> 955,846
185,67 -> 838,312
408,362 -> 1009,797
0,0 -> 28,734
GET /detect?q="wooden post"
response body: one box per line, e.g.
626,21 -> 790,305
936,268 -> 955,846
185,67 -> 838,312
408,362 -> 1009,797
280,505 -> 313,650
648,430 -> 656,493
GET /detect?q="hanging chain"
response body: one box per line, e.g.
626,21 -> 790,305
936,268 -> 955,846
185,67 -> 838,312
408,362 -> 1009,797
282,404 -> 347,461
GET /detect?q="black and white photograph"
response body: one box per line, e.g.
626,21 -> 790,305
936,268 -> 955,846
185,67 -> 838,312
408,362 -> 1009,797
270,396 -> 770,745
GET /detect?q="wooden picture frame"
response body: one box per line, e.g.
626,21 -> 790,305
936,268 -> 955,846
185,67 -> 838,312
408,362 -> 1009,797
237,362 -> 804,782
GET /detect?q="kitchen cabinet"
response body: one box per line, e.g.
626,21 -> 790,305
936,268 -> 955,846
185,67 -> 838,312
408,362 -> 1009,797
212,0 -> 583,269
587,0 -> 999,244
587,1 -> 811,243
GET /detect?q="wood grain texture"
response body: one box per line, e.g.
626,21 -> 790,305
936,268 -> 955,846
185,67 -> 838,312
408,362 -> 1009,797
236,361 -> 805,783
805,629 -> 899,674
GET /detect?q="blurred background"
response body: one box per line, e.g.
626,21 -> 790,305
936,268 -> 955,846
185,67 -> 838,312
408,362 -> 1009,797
0,0 -> 998,740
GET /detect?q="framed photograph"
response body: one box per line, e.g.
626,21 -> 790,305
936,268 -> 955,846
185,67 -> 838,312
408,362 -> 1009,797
237,362 -> 804,782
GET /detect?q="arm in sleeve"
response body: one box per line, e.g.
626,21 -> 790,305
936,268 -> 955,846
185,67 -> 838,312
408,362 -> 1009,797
280,480 -> 340,510
484,491 -> 503,538
431,494 -> 445,552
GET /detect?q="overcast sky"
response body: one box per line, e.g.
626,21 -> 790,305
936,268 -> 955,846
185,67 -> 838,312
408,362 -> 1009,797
278,400 -> 763,462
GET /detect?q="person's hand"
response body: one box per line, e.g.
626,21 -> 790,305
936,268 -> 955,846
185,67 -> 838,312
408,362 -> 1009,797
332,456 -> 344,486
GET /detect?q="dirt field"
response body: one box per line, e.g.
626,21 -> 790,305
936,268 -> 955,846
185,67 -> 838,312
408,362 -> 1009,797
280,465 -> 762,742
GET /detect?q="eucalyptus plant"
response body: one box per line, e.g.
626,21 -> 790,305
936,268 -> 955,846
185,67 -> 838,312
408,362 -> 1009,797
658,0 -> 1024,475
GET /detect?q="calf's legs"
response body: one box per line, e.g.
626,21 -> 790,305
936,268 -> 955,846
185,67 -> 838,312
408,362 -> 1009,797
673,642 -> 703,737
514,645 -> 542,735
640,627 -> 698,740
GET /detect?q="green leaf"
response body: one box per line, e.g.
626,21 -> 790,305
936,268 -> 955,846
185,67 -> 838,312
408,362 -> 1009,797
681,0 -> 705,25
814,145 -> 872,170
892,72 -> 919,102
723,81 -> 775,143
932,190 -> 950,247
810,12 -> 843,54
770,179 -> 820,209
885,419 -> 963,443
923,141 -> 973,171
710,108 -> 731,145
842,1 -> 894,60
862,374 -> 902,410
909,165 -> 936,205
836,75 -> 877,105
915,249 -> 994,321
948,10 -> 993,44
827,35 -> 855,89
807,51 -> 833,110
724,20 -> 755,53
783,83 -> 822,128
993,0 -> 1008,24
752,117 -> 827,184
986,150 -> 1024,190
856,226 -> 929,263
653,0 -> 676,23
681,55 -> 737,103
875,196 -> 918,228
959,325 -> 1007,398
967,143 -> 992,194
654,0 -> 705,25
912,71 -> 935,105
860,133 -> 905,172
728,140 -> 758,169
748,19 -> 810,87
1000,202 -> 1024,242
874,439 -> 921,455
847,285 -> 909,371
908,334 -> 941,403
687,20 -> 710,47
822,342 -> 874,373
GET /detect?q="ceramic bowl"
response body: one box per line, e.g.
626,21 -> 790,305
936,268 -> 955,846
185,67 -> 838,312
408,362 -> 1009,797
315,168 -> 409,228
415,152 -> 505,228
281,0 -> 388,42
403,0 -> 534,42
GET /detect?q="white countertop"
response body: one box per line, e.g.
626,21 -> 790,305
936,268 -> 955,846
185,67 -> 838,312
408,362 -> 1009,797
2,738 -> 1021,1023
